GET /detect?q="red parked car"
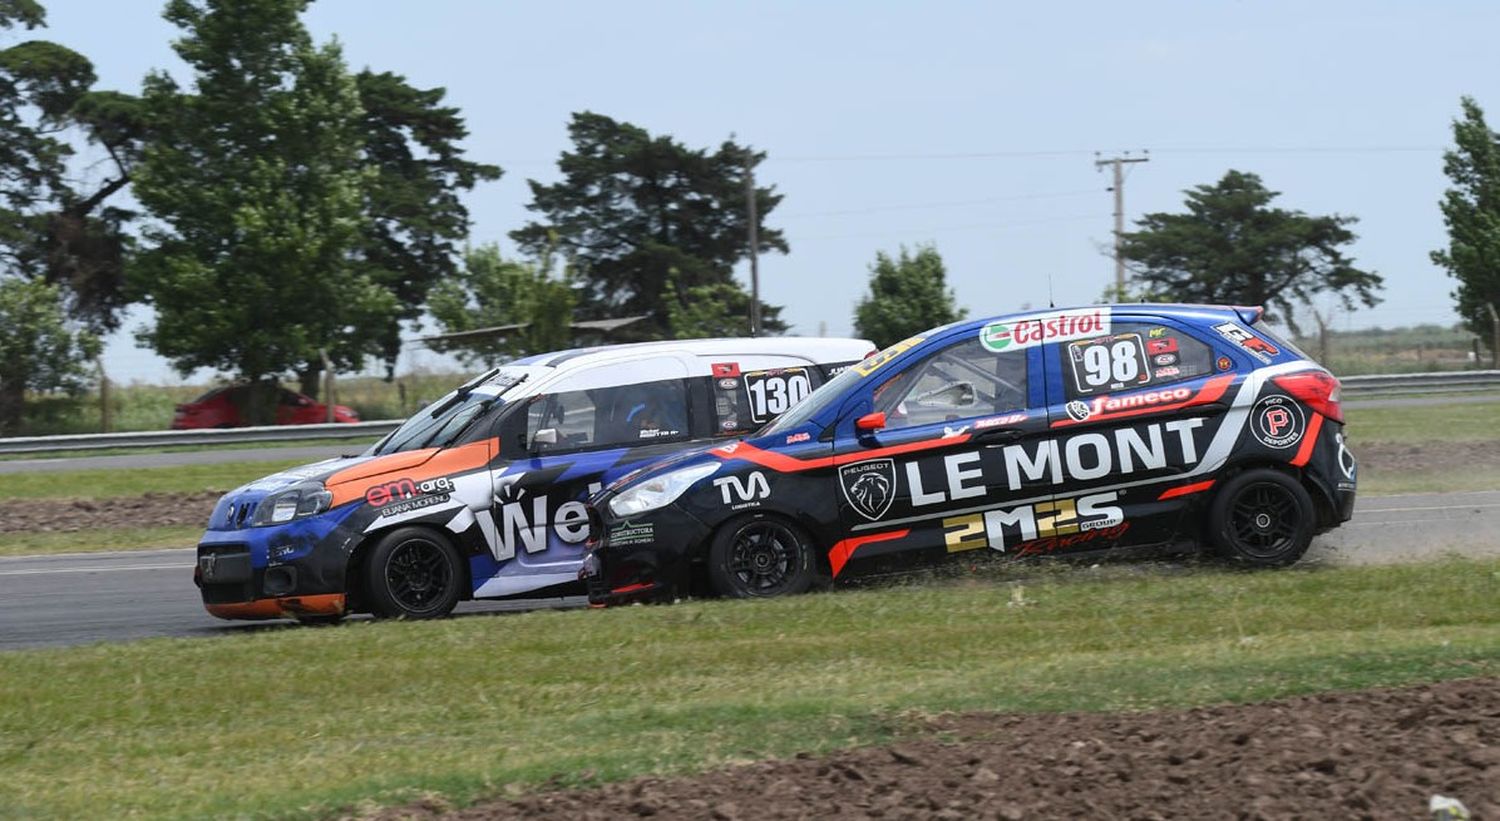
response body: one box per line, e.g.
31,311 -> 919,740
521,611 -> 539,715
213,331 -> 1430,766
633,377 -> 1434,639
172,385 -> 360,429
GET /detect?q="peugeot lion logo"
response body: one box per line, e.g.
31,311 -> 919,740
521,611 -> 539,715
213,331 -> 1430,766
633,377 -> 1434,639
840,458 -> 896,521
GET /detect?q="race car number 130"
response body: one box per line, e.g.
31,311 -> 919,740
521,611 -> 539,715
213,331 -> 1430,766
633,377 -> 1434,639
744,368 -> 812,423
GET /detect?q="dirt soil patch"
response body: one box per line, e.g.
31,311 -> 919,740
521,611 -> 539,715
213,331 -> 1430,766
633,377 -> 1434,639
0,491 -> 220,533
1356,439 -> 1500,476
372,677 -> 1500,820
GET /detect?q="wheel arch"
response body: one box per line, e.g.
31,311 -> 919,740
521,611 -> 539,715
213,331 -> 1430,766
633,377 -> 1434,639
345,522 -> 475,613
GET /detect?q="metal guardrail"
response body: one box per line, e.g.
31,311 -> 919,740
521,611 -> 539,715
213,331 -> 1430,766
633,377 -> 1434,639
1339,370 -> 1500,396
1,370 -> 1496,457
0,419 -> 402,455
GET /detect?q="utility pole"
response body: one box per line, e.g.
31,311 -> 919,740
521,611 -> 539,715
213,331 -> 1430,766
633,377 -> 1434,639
1094,151 -> 1149,299
745,155 -> 761,337
1488,303 -> 1500,370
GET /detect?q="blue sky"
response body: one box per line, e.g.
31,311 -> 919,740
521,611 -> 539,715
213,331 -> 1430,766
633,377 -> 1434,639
34,0 -> 1500,383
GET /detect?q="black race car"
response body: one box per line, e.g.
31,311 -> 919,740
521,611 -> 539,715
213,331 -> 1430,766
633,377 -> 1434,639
581,304 -> 1356,604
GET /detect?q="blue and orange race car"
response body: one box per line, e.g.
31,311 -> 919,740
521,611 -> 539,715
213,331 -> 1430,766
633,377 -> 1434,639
582,304 -> 1357,604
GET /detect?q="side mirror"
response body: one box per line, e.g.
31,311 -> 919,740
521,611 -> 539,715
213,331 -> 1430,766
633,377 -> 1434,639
855,412 -> 886,433
533,428 -> 559,446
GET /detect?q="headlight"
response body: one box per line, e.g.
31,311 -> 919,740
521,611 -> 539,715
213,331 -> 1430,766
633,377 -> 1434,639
608,463 -> 719,518
251,482 -> 333,527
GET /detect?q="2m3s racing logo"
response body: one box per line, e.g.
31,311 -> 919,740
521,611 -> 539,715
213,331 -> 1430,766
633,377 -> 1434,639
942,491 -> 1126,554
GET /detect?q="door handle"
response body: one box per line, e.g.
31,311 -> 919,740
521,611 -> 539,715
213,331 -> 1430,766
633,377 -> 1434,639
973,427 -> 1024,445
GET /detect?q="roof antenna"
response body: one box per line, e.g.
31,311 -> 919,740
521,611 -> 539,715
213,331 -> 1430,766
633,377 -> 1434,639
1048,275 -> 1055,309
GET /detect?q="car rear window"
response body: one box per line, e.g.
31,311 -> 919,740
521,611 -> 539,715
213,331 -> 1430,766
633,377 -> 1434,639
713,367 -> 823,435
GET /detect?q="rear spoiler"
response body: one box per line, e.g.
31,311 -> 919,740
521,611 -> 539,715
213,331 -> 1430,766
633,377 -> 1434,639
1233,305 -> 1264,326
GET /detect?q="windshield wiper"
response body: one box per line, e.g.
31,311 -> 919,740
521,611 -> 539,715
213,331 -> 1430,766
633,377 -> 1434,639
426,367 -> 504,419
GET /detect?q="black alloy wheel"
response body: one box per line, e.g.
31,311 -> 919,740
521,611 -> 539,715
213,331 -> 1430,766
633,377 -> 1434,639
1208,468 -> 1315,567
363,527 -> 465,618
707,515 -> 818,598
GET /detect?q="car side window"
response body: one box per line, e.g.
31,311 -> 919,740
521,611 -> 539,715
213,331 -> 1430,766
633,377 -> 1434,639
1062,322 -> 1215,398
873,336 -> 1028,430
528,378 -> 690,454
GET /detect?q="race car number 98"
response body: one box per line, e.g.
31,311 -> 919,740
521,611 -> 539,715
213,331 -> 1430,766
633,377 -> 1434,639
1067,333 -> 1151,395
744,368 -> 812,422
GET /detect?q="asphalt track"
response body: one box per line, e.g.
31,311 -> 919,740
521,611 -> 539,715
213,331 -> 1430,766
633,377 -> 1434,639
1,490 -> 1496,651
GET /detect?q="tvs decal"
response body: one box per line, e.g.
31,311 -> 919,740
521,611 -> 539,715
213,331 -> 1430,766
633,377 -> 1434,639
1146,337 -> 1178,355
712,362 -> 741,378
903,418 -> 1205,505
713,471 -> 771,509
854,336 -> 923,377
974,413 -> 1027,429
1153,353 -> 1178,366
1252,395 -> 1305,450
743,368 -> 813,423
980,308 -> 1110,352
1213,322 -> 1279,363
1067,332 -> 1150,395
365,476 -> 455,507
840,459 -> 897,520
1065,400 -> 1091,422
785,431 -> 812,444
943,491 -> 1126,553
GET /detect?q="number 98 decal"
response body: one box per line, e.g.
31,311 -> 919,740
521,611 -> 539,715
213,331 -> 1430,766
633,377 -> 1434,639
1067,333 -> 1151,396
743,368 -> 813,423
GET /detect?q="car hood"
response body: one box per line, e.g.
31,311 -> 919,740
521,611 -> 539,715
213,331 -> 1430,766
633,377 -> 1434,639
234,448 -> 440,495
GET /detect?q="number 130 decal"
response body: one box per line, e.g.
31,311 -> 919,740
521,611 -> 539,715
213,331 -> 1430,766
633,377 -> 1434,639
744,368 -> 813,423
1067,333 -> 1151,395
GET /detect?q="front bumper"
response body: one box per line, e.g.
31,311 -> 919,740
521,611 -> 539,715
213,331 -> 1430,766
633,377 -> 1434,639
580,499 -> 710,606
195,504 -> 361,620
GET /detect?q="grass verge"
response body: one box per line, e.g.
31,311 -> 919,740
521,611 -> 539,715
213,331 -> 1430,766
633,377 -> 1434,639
1342,398 -> 1500,444
0,436 -> 377,463
1,558 -> 1496,819
0,459 -> 315,500
0,525 -> 201,557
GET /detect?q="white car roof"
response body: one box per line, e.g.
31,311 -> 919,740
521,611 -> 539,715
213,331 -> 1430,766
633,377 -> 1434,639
515,337 -> 874,372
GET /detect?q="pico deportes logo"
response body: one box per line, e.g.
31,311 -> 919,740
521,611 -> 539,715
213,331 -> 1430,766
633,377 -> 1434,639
979,308 -> 1110,352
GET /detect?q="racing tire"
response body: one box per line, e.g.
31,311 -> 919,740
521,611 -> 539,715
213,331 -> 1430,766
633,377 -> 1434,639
707,513 -> 819,599
363,527 -> 465,619
1207,469 -> 1315,567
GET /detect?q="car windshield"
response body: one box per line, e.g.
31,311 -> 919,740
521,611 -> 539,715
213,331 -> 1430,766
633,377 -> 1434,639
366,369 -> 530,456
762,363 -> 866,435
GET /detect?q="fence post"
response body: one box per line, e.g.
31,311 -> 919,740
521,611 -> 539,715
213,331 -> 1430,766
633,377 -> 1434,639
97,357 -> 112,433
320,348 -> 336,423
1488,303 -> 1500,370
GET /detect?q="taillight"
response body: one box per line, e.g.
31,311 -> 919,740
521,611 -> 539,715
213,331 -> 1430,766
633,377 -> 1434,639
1272,370 -> 1343,423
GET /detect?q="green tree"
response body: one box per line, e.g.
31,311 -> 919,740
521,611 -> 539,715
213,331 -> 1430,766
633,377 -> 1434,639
1120,170 -> 1382,330
131,0 -> 395,423
0,279 -> 98,433
427,244 -> 575,366
299,69 -> 501,392
511,112 -> 785,338
1432,96 -> 1500,358
853,244 -> 966,348
0,0 -> 143,430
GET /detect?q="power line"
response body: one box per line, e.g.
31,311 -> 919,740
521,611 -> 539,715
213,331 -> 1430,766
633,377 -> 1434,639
782,189 -> 1100,219
787,213 -> 1106,242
